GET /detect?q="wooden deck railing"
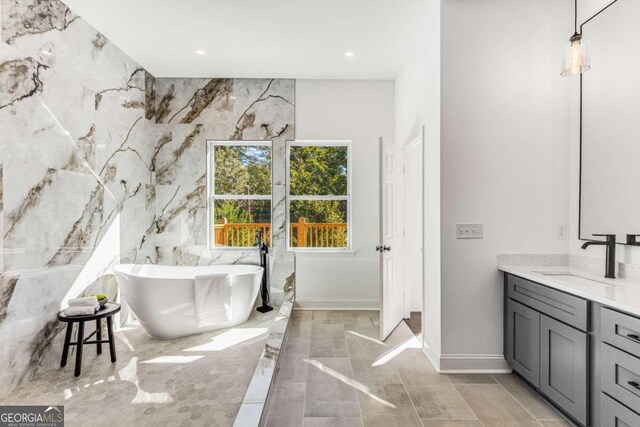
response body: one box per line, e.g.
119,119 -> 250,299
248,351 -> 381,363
213,218 -> 347,248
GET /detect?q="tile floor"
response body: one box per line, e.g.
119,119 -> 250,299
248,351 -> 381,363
0,307 -> 278,427
265,310 -> 576,427
404,312 -> 422,335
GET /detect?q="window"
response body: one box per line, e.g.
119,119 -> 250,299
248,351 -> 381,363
208,141 -> 271,249
287,141 -> 351,250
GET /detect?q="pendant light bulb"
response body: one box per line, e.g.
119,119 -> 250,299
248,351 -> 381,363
561,33 -> 591,77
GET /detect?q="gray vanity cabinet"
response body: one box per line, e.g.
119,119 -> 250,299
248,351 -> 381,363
504,273 -> 640,425
599,307 -> 640,425
601,393 -> 640,426
539,314 -> 588,426
506,299 -> 540,387
504,273 -> 589,426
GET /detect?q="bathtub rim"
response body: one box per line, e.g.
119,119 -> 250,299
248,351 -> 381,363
113,263 -> 263,280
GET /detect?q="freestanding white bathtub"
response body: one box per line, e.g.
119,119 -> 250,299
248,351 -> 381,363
113,264 -> 263,339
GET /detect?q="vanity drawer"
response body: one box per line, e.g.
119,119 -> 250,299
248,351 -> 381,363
601,393 -> 640,427
507,274 -> 588,331
602,343 -> 640,412
602,307 -> 640,357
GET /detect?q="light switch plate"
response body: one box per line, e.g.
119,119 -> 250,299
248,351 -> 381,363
556,224 -> 568,240
456,223 -> 483,239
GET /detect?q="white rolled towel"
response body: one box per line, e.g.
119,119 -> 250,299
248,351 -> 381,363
68,297 -> 99,308
194,274 -> 232,327
65,306 -> 97,316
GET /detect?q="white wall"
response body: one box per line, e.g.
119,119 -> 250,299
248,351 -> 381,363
438,0 -> 572,371
294,80 -> 395,309
395,0 -> 442,366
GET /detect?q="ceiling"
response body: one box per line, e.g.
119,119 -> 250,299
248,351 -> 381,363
63,0 -> 423,79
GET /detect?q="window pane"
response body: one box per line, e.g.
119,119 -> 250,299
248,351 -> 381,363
214,145 -> 271,195
289,145 -> 347,196
289,200 -> 347,248
213,199 -> 271,247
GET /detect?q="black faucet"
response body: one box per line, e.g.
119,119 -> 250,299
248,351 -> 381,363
255,231 -> 273,313
626,234 -> 640,246
581,234 -> 616,279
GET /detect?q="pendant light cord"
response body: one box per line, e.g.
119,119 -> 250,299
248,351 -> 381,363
579,0 -> 619,34
574,0 -> 578,34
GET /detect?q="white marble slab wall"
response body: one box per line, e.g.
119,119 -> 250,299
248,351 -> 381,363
0,0 -> 156,390
151,77 -> 296,289
0,0 -> 296,392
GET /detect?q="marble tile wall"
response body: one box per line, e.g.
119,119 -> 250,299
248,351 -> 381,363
0,0 -> 157,390
150,76 -> 295,288
0,0 -> 295,391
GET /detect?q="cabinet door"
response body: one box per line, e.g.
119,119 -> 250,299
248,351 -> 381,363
506,299 -> 540,388
601,393 -> 640,427
540,314 -> 588,426
602,343 -> 640,414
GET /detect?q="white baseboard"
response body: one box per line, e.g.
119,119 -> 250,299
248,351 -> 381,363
294,298 -> 379,310
422,342 -> 441,372
438,353 -> 511,373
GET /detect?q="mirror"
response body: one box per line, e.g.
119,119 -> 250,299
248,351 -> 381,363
580,0 -> 640,244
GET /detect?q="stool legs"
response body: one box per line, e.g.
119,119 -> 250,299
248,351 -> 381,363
60,313 -> 118,377
96,319 -> 102,355
107,316 -> 116,363
74,321 -> 85,377
60,323 -> 73,367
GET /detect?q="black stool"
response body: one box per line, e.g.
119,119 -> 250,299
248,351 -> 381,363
57,302 -> 121,377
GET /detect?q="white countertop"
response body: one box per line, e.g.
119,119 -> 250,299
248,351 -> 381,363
499,265 -> 640,317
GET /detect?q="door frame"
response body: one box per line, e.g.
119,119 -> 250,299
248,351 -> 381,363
402,128 -> 425,320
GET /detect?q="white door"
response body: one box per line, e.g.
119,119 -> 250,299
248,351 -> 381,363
379,137 -> 404,341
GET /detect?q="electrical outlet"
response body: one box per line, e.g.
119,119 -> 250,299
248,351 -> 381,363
456,223 -> 483,239
556,224 -> 568,240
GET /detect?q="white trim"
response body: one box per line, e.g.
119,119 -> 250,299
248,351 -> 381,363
206,140 -> 273,251
294,298 -> 379,310
211,195 -> 271,201
289,195 -> 348,201
288,140 -> 351,147
207,141 -> 212,251
437,353 -> 511,373
285,140 -> 352,250
420,125 -> 426,347
402,129 -> 424,319
210,140 -> 272,147
422,336 -> 441,372
402,132 -> 424,150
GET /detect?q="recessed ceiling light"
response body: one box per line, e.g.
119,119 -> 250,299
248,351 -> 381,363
41,49 -> 52,56
345,50 -> 355,58
195,49 -> 206,56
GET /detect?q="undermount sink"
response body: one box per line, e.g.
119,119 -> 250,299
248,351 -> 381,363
536,271 -> 583,277
532,271 -> 617,287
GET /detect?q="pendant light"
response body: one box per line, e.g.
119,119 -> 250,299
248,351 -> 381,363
561,0 -> 591,77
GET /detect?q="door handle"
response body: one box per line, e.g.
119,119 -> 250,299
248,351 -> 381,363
376,245 -> 391,252
627,333 -> 640,343
628,381 -> 640,391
